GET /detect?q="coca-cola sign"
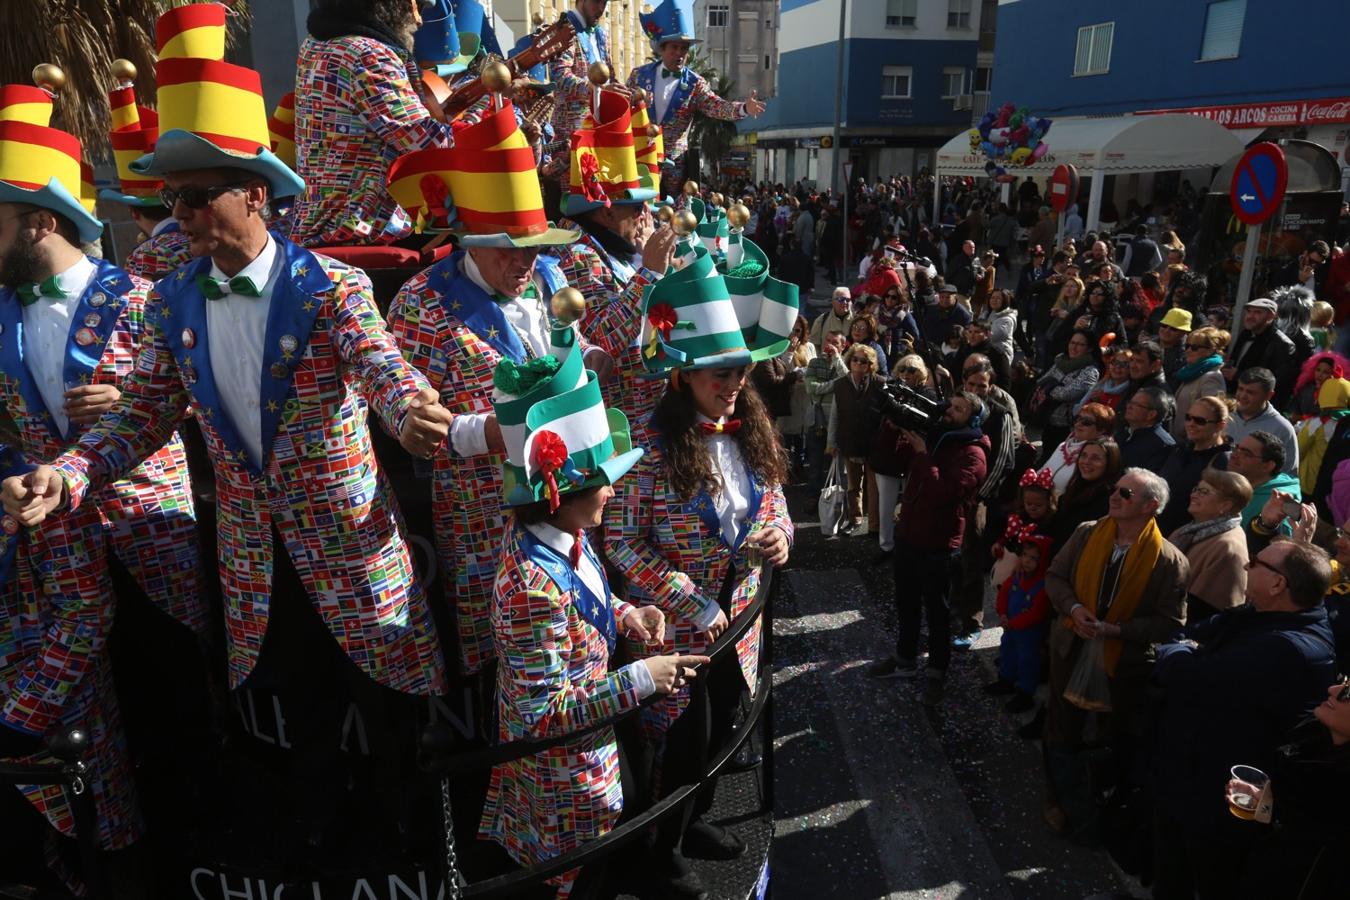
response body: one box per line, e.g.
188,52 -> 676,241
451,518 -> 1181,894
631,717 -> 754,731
1137,97 -> 1350,128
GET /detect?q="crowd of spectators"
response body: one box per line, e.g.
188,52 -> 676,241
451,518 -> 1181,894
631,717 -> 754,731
719,172 -> 1350,899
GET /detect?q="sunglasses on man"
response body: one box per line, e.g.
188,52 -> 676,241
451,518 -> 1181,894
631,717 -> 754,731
158,181 -> 251,210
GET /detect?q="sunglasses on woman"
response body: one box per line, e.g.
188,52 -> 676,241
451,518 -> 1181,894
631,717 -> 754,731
1184,414 -> 1216,425
898,366 -> 920,375
1186,342 -> 1209,350
1074,416 -> 1099,427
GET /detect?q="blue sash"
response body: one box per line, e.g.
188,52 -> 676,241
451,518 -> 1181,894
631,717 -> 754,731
520,525 -> 617,653
681,452 -> 764,551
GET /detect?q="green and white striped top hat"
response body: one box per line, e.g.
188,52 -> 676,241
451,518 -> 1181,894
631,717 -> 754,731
639,244 -> 753,377
687,196 -> 729,257
493,327 -> 643,509
718,235 -> 800,362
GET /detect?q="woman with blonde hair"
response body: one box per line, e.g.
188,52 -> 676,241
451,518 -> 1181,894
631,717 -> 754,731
1170,326 -> 1230,443
776,315 -> 818,477
1045,271 -> 1086,354
870,354 -> 934,559
1157,393 -> 1235,533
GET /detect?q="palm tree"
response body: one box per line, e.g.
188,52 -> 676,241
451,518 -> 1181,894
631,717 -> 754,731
0,1 -> 250,153
689,70 -> 739,182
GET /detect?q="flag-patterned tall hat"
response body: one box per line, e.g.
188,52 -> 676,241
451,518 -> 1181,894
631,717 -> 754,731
494,325 -> 643,509
130,3 -> 304,199
0,79 -> 104,243
267,92 -> 296,171
100,60 -> 163,207
719,233 -> 800,362
387,100 -> 578,247
639,0 -> 701,47
414,0 -> 474,77
563,90 -> 658,216
638,244 -> 753,377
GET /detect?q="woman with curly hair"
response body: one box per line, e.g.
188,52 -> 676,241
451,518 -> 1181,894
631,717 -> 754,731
604,253 -> 793,899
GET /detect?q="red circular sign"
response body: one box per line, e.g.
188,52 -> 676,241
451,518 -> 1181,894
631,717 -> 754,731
1048,164 -> 1079,214
1229,142 -> 1289,226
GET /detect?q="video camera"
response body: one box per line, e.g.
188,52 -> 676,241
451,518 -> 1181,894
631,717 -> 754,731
880,379 -> 947,435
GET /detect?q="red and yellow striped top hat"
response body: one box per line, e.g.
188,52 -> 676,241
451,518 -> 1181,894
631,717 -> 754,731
563,90 -> 658,216
101,60 -> 163,207
130,2 -> 303,199
0,77 -> 104,243
386,101 -> 578,248
268,92 -> 296,171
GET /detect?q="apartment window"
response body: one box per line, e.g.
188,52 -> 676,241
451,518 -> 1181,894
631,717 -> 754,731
973,66 -> 992,93
1073,22 -> 1114,75
765,55 -> 771,70
886,0 -> 917,27
940,67 -> 965,98
1199,0 -> 1245,60
881,65 -> 912,99
707,4 -> 728,28
947,0 -> 971,29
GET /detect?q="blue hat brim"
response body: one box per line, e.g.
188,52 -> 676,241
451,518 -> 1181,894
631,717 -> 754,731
97,188 -> 164,208
459,225 -> 580,248
562,188 -> 659,217
131,130 -> 305,201
654,34 -> 701,44
637,347 -> 753,379
595,446 -> 644,487
0,179 -> 103,244
429,61 -> 470,76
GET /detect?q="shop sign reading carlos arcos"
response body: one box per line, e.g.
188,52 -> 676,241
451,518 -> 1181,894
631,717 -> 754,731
1138,98 -> 1350,129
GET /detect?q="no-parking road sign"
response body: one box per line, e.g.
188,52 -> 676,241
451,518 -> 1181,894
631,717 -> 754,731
1229,142 -> 1288,226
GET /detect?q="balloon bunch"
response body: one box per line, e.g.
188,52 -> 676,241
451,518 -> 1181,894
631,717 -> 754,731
967,102 -> 1052,181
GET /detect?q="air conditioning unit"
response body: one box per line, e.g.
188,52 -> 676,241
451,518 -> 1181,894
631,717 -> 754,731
953,94 -> 973,111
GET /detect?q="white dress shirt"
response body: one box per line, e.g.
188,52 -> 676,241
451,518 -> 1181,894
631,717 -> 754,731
22,255 -> 98,438
524,521 -> 655,699
687,414 -> 755,631
653,66 -> 680,124
205,236 -> 282,469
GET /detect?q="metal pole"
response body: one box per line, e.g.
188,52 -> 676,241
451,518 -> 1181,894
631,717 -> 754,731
829,0 -> 846,195
1234,220 -> 1263,322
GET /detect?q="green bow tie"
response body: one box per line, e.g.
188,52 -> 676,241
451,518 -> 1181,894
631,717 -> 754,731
16,276 -> 65,306
493,283 -> 538,305
197,273 -> 263,301
661,67 -> 680,78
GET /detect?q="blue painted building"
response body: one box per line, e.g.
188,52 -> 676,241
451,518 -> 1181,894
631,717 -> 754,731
748,0 -> 998,187
992,0 -> 1350,161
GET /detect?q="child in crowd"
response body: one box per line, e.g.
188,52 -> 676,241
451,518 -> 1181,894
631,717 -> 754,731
1311,300 -> 1336,352
989,467 -> 1057,588
985,535 -> 1054,713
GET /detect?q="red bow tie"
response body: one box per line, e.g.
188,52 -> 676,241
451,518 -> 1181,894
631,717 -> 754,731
699,419 -> 742,436
571,530 -> 586,568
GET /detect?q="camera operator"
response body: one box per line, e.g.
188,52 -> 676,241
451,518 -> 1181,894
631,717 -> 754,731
867,390 -> 989,708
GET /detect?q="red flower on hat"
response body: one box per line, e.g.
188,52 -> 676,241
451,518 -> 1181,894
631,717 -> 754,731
649,303 -> 678,339
578,150 -> 610,206
645,20 -> 662,36
532,430 -> 570,513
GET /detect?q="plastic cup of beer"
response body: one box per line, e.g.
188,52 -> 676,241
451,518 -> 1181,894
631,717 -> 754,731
1228,765 -> 1269,820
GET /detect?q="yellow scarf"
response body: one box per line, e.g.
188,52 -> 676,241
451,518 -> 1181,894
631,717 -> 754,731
1066,516 -> 1163,676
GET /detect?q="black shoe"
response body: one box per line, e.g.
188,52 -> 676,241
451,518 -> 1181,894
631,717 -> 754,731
1016,706 -> 1046,739
683,820 -> 746,860
1004,693 -> 1035,714
983,678 -> 1016,696
871,549 -> 894,566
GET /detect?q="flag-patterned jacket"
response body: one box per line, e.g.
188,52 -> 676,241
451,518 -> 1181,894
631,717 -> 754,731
0,444 -> 142,850
0,258 -> 205,635
553,222 -> 663,441
123,224 -> 194,282
50,237 -> 447,696
290,34 -> 457,247
479,522 -> 641,898
627,60 -> 747,164
548,13 -> 612,184
387,250 -> 575,674
603,439 -> 791,738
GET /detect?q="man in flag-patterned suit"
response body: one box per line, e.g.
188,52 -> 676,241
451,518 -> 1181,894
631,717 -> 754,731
628,0 -> 764,196
548,0 -> 629,190
3,10 -> 457,851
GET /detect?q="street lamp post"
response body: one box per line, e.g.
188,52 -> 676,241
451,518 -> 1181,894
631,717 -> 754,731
829,0 -> 845,196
